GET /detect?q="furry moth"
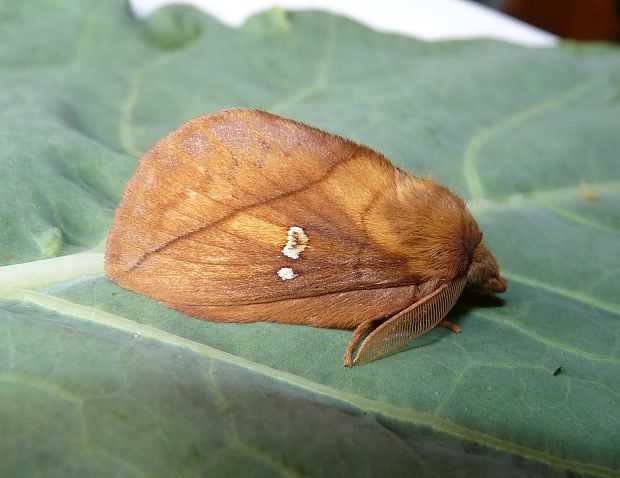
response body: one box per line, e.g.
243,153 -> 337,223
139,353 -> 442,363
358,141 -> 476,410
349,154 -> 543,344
105,108 -> 507,366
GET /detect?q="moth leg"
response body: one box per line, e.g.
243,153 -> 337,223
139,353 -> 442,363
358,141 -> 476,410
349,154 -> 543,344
439,320 -> 462,334
344,319 -> 378,367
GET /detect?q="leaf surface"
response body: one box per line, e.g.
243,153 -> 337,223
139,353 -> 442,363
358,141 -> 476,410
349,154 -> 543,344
1,2 -> 619,477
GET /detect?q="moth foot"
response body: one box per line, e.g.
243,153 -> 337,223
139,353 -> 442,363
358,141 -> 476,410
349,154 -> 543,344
439,320 -> 462,334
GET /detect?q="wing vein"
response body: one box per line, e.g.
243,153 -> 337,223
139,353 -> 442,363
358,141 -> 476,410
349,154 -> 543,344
126,148 -> 358,273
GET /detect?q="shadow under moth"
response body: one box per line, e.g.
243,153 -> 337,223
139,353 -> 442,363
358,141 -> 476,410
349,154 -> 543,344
105,108 -> 507,366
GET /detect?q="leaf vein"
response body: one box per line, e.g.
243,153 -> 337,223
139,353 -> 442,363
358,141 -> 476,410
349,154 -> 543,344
502,270 -> 620,317
476,310 -> 620,364
463,76 -> 606,200
269,15 -> 337,113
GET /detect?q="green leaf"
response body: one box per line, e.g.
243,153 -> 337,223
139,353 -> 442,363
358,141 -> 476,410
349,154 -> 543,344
1,2 -> 619,477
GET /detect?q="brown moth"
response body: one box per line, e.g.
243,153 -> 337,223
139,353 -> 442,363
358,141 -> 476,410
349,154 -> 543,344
105,108 -> 507,366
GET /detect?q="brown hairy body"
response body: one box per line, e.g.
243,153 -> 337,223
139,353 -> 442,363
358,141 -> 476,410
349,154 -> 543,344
105,109 -> 506,364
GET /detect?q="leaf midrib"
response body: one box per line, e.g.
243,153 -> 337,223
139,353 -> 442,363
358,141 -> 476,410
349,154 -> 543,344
0,283 -> 616,476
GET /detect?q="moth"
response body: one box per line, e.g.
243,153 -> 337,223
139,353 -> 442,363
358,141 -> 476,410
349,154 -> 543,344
105,108 -> 507,366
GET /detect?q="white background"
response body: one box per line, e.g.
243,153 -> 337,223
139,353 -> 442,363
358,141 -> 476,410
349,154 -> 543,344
130,0 -> 558,47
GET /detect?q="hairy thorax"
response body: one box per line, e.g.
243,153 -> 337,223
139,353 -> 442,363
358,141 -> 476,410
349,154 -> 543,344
365,172 -> 482,284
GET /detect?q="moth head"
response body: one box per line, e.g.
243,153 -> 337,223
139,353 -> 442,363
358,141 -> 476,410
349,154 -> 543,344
465,241 -> 507,294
